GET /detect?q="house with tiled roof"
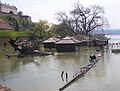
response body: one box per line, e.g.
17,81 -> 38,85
73,34 -> 110,46
55,36 -> 80,52
91,34 -> 110,46
73,34 -> 92,46
42,37 -> 60,49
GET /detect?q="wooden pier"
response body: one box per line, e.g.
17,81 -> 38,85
59,55 -> 101,91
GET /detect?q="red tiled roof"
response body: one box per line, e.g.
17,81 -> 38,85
0,19 -> 13,30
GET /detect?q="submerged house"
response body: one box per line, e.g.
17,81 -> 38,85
73,34 -> 110,47
55,36 -> 80,52
91,34 -> 110,46
42,37 -> 60,49
73,34 -> 92,46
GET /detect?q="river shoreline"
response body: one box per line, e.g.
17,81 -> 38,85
0,84 -> 16,91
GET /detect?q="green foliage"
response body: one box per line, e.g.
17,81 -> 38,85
50,23 -> 75,38
0,30 -> 29,38
0,16 -> 57,38
45,30 -> 56,38
0,15 -> 34,31
34,19 -> 50,38
15,20 -> 19,31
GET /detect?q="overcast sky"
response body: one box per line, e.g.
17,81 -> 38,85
1,0 -> 120,29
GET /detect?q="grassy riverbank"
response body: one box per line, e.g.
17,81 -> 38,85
0,30 -> 29,37
0,84 -> 16,91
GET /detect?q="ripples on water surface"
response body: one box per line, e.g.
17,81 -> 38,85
0,35 -> 120,91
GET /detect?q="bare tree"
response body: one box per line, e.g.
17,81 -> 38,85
56,11 -> 77,35
56,2 -> 109,36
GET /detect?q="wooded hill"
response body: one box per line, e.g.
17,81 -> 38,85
0,15 -> 34,31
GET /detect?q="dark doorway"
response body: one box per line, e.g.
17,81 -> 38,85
9,11 -> 13,14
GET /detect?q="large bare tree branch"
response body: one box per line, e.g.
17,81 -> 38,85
55,1 -> 109,36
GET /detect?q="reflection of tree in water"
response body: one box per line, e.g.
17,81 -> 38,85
0,57 -> 21,82
33,60 -> 41,67
20,58 -> 34,65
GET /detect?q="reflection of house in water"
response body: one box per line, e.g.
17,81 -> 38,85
55,36 -> 80,52
42,37 -> 60,49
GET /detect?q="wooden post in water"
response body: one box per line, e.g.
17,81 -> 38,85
61,71 -> 64,77
66,73 -> 68,82
59,55 -> 101,91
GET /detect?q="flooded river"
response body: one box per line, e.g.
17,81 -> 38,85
0,35 -> 120,91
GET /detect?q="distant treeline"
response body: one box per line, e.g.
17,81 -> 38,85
94,29 -> 120,35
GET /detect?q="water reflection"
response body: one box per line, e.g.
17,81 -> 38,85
0,56 -> 34,82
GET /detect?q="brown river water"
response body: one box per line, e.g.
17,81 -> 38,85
0,35 -> 120,91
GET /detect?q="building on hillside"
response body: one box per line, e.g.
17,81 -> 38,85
0,19 -> 12,30
43,37 -> 60,49
0,1 -> 32,22
21,15 -> 31,22
55,36 -> 80,52
0,1 -> 17,14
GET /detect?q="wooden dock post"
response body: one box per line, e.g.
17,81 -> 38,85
61,71 -> 64,77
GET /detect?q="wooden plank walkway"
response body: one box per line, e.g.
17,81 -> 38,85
59,55 -> 101,91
